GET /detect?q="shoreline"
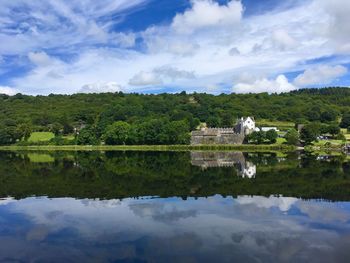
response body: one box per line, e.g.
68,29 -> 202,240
0,144 -> 297,152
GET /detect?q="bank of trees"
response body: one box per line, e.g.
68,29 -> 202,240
0,88 -> 350,145
246,130 -> 278,144
300,123 -> 344,145
76,118 -> 191,145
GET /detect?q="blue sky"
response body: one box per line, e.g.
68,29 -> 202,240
0,0 -> 349,95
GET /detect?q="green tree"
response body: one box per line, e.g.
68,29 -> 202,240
50,123 -> 63,136
247,131 -> 265,144
103,121 -> 131,145
265,129 -> 278,144
300,124 -> 320,145
164,120 -> 190,144
76,126 -> 98,145
284,129 -> 299,145
340,113 -> 350,128
206,116 -> 220,128
63,123 -> 74,135
320,109 -> 338,122
326,124 -> 340,137
220,112 -> 234,127
0,125 -> 14,145
16,123 -> 32,141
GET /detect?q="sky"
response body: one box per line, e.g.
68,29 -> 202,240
0,0 -> 349,95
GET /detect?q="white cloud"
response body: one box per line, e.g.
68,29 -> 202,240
320,0 -> 350,54
79,82 -> 122,93
129,71 -> 163,86
1,0 -> 350,94
294,65 -> 347,86
0,85 -> 18,95
28,51 -> 53,67
0,0 -> 148,56
234,75 -> 297,94
153,66 -> 195,80
272,29 -> 297,50
171,0 -> 243,34
114,32 -> 136,48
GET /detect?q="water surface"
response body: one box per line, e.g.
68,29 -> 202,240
0,151 -> 349,262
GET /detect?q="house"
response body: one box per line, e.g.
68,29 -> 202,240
234,117 -> 256,135
260,127 -> 279,132
191,117 -> 255,145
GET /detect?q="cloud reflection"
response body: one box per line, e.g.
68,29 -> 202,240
0,195 -> 348,262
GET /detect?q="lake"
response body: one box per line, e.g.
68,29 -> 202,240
0,151 -> 349,262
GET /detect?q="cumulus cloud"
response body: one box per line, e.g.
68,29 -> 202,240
79,82 -> 122,93
1,0 -> 350,94
294,65 -> 347,86
0,86 -> 18,95
234,75 -> 297,94
129,71 -> 163,86
171,0 -> 243,34
320,0 -> 350,54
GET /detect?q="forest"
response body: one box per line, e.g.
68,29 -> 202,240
0,87 -> 350,145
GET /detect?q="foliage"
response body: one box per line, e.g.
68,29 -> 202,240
265,130 -> 278,144
326,124 -> 341,137
247,131 -> 266,144
335,133 -> 346,141
0,151 -> 349,200
284,129 -> 299,145
76,126 -> 99,145
103,121 -> 132,145
300,124 -> 320,145
0,88 -> 350,145
340,113 -> 350,128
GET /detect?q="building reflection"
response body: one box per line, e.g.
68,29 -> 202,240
190,152 -> 257,178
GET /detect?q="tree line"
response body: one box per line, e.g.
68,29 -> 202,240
0,87 -> 349,145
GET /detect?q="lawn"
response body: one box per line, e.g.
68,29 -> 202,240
313,139 -> 345,146
340,128 -> 350,141
28,132 -> 55,142
63,135 -> 75,141
275,137 -> 287,145
256,120 -> 294,130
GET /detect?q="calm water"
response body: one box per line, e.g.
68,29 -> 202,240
0,151 -> 350,262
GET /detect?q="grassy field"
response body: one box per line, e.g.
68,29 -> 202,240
276,137 -> 287,144
28,132 -> 55,142
341,129 -> 350,141
313,140 -> 345,146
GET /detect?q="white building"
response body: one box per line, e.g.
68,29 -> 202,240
260,127 -> 279,132
241,117 -> 255,131
235,117 -> 256,135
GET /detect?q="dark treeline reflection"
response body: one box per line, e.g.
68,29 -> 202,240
0,151 -> 350,200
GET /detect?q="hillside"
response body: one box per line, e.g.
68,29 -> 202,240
0,87 -> 349,145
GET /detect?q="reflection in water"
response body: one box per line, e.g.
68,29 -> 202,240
0,151 -> 349,200
0,195 -> 349,262
0,151 -> 349,261
191,151 -> 257,178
